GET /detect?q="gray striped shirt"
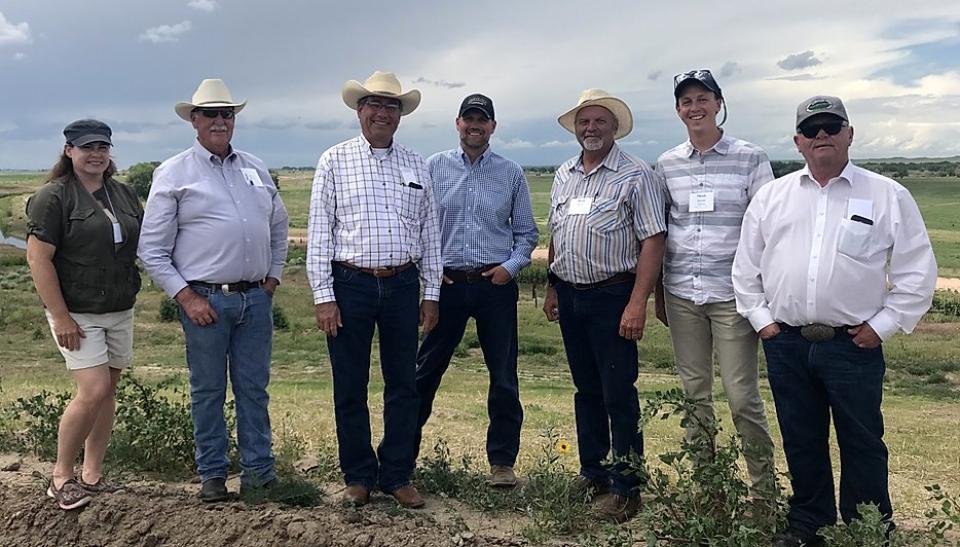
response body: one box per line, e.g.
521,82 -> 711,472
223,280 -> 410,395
655,135 -> 773,304
549,144 -> 666,284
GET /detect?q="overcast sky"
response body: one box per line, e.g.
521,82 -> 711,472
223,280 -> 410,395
1,1 -> 959,169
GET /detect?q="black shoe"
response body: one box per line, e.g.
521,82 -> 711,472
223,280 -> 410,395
199,477 -> 229,503
772,529 -> 824,547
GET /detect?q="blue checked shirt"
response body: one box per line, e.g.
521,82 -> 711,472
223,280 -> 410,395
427,147 -> 538,277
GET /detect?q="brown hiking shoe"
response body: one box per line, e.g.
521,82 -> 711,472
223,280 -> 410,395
389,484 -> 425,509
46,478 -> 92,510
572,475 -> 611,499
598,494 -> 641,523
342,484 -> 370,507
488,465 -> 518,488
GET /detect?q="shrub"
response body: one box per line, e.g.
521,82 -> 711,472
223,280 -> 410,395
126,161 -> 161,200
158,296 -> 179,322
273,306 -> 289,330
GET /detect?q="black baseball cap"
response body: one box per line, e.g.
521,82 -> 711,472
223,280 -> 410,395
673,69 -> 723,99
458,93 -> 495,120
63,119 -> 113,147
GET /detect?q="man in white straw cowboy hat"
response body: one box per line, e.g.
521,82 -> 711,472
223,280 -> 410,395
542,88 -> 666,523
139,78 -> 289,503
307,71 -> 441,509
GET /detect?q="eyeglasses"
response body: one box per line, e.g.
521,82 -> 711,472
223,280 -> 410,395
363,100 -> 402,113
797,120 -> 848,138
194,108 -> 236,120
673,69 -> 713,87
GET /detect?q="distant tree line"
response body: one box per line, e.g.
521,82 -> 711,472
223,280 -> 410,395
770,160 -> 960,179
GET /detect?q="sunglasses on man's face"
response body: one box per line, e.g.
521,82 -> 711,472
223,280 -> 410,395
195,108 -> 236,120
797,120 -> 847,139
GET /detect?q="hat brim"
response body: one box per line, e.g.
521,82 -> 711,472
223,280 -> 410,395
342,81 -> 421,116
175,100 -> 247,122
558,97 -> 633,139
69,135 -> 113,147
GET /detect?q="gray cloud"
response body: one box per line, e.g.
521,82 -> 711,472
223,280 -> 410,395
139,21 -> 191,43
777,50 -> 822,71
719,62 -> 740,78
0,11 -> 31,45
413,77 -> 466,89
250,118 -> 299,130
767,73 -> 825,81
647,70 -> 662,81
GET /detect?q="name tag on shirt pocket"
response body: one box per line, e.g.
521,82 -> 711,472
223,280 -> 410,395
241,168 -> 264,187
400,167 -> 422,190
836,217 -> 873,259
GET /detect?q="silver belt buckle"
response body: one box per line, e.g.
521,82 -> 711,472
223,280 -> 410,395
800,323 -> 835,342
220,283 -> 234,295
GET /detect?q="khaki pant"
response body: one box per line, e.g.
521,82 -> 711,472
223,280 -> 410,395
664,291 -> 775,496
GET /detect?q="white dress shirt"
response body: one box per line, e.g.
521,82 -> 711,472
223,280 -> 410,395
733,162 -> 936,341
307,135 -> 442,305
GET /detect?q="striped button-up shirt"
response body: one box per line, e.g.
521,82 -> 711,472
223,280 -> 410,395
548,144 -> 667,284
427,147 -> 538,277
307,134 -> 442,304
656,135 -> 773,305
138,141 -> 289,298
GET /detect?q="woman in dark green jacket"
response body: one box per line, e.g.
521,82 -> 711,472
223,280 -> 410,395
25,120 -> 143,510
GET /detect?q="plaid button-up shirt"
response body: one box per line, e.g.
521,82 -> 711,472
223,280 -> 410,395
548,144 -> 666,284
307,134 -> 442,304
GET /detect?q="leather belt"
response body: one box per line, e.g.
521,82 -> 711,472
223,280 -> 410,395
334,261 -> 414,278
188,280 -> 262,294
778,322 -> 856,343
444,264 -> 499,284
561,272 -> 635,290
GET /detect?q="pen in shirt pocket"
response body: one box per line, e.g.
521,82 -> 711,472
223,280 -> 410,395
406,181 -> 423,190
850,214 -> 874,226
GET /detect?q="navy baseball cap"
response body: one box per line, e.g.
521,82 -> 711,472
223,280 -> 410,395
63,119 -> 113,147
673,69 -> 723,99
458,94 -> 495,120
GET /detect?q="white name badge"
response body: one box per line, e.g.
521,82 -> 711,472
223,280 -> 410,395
112,221 -> 123,244
241,168 -> 264,187
400,167 -> 419,186
568,197 -> 593,215
689,190 -> 715,212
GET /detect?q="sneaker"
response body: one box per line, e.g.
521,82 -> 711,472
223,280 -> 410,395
79,474 -> 123,494
488,465 -> 518,488
199,477 -> 229,503
598,494 -> 641,523
46,478 -> 93,510
771,529 -> 825,547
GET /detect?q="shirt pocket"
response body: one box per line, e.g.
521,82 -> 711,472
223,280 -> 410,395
588,197 -> 622,234
836,218 -> 873,259
397,185 -> 423,221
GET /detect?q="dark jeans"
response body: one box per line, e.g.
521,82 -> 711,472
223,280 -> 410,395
327,263 -> 421,493
179,285 -> 275,487
763,329 -> 891,535
556,281 -> 643,497
415,277 -> 522,467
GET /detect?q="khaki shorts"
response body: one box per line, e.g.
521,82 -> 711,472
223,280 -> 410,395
44,308 -> 134,370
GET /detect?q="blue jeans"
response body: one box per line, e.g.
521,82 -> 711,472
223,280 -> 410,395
556,281 -> 644,497
180,285 -> 275,487
763,329 -> 891,535
327,263 -> 420,492
415,277 -> 522,467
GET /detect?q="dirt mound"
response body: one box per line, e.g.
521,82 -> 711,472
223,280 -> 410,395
0,479 -> 528,547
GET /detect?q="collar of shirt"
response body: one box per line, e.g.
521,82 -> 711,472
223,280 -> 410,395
799,160 -> 855,189
191,140 -> 236,165
571,143 -> 622,176
358,133 -> 395,158
683,134 -> 731,158
458,146 -> 491,167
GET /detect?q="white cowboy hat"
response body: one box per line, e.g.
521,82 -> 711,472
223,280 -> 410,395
342,71 -> 421,116
557,88 -> 633,139
175,79 -> 247,122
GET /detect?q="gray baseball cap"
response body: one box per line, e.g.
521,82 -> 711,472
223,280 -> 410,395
796,95 -> 848,128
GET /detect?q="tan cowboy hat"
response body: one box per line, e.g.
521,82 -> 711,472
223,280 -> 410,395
342,71 -> 421,116
175,79 -> 247,122
557,88 -> 633,139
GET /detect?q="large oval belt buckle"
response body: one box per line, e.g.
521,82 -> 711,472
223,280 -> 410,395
800,323 -> 835,342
